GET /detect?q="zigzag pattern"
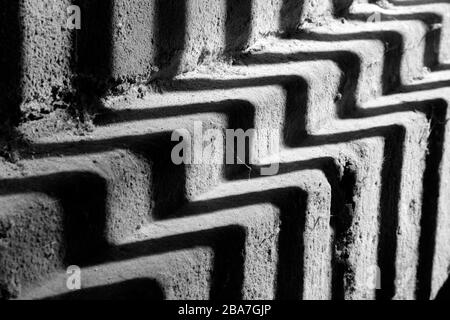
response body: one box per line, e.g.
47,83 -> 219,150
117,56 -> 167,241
1,0 -> 450,300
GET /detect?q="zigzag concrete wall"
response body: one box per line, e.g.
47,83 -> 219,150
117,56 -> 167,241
1,0 -> 450,300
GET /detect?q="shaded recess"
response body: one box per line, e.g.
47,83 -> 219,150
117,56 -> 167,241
279,0 -> 304,35
0,171 -> 108,265
332,0 -> 354,17
0,1 -> 22,127
436,277 -> 450,300
416,101 -> 448,300
391,0 -> 450,5
349,11 -> 443,69
20,131 -> 189,222
154,0 -> 187,76
89,226 -> 247,300
161,187 -> 309,299
72,0 -> 114,104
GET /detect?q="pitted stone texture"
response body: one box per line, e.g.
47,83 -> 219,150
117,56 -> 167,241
0,0 -> 336,120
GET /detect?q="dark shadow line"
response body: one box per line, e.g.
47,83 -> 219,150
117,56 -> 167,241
145,49 -> 360,131
399,80 -> 450,93
127,187 -> 309,300
153,74 -> 310,92
331,162 -> 357,300
143,27 -> 408,122
284,30 -> 404,95
3,124 -> 406,300
286,123 -> 406,300
18,101 -> 257,218
279,0 -> 304,34
7,19 -> 446,298
226,157 -> 357,299
19,131 -> 189,222
97,75 -> 312,146
354,98 -> 448,299
376,125 -> 405,300
12,49 -> 425,295
351,98 -> 448,299
332,0 -> 354,17
416,101 -> 448,299
336,98 -> 449,299
154,0 -> 187,77
390,0 -> 450,6
0,156 -> 353,299
352,98 -> 448,118
14,33 -> 440,296
25,99 -> 256,168
11,123 -> 403,298
40,226 -> 246,300
94,225 -> 247,300
348,11 -> 442,69
238,50 -> 361,120
23,131 -> 175,159
44,278 -> 166,300
274,188 -> 307,299
94,99 -> 255,127
225,0 -> 253,55
0,171 -> 109,265
12,96 -> 445,298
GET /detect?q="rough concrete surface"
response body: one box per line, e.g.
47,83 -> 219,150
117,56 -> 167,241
1,0 -> 450,300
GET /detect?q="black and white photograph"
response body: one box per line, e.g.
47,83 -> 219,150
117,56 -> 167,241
0,0 -> 449,307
